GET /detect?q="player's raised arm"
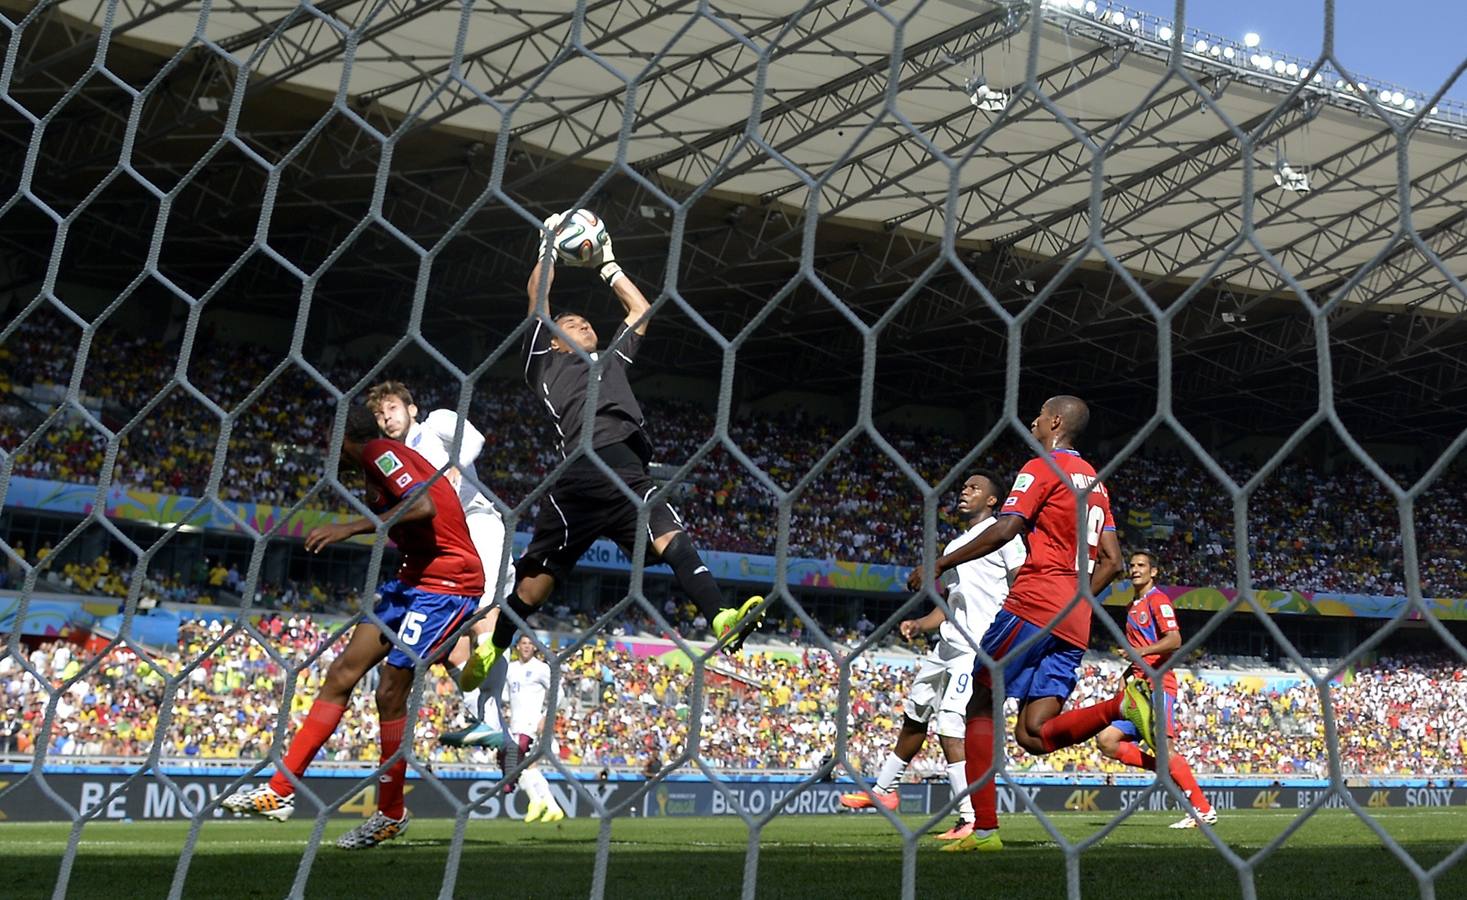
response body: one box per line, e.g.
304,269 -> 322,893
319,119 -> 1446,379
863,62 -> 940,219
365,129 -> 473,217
527,212 -> 564,319
1090,527 -> 1122,596
906,515 -> 1022,591
304,487 -> 436,553
593,229 -> 651,335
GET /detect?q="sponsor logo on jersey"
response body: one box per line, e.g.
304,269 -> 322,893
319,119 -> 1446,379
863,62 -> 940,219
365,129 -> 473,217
375,451 -> 404,475
1159,602 -> 1176,620
1135,609 -> 1149,626
1004,496 -> 1018,506
395,471 -> 414,488
1012,473 -> 1035,492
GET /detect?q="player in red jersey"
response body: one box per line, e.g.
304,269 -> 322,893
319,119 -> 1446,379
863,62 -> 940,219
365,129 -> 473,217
906,396 -> 1137,853
1095,550 -> 1216,828
223,403 -> 485,850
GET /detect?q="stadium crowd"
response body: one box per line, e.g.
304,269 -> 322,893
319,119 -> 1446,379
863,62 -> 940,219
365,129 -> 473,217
3,616 -> 1463,779
3,309 -> 1465,597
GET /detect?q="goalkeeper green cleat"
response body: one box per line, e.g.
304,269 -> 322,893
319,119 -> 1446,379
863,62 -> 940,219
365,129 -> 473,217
458,639 -> 500,692
1120,678 -> 1158,748
712,596 -> 766,654
938,828 -> 1002,853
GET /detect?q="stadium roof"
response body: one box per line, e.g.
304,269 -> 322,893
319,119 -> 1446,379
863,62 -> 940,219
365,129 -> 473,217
3,0 -> 1466,445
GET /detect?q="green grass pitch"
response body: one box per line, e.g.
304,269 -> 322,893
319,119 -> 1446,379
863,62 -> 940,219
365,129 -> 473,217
4,809 -> 1464,899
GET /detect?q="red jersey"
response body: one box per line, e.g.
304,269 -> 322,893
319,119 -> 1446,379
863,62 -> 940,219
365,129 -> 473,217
361,438 -> 485,596
998,449 -> 1115,649
1125,586 -> 1179,693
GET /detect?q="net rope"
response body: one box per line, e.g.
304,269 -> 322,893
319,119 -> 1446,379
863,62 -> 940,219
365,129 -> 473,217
1,1 -> 1465,898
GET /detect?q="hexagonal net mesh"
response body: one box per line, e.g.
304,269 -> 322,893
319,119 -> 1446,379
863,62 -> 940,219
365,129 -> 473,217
1,0 -> 1465,898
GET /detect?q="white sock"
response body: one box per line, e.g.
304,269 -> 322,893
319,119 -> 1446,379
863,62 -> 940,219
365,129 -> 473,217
875,752 -> 908,793
947,760 -> 973,822
461,688 -> 481,723
521,768 -> 551,803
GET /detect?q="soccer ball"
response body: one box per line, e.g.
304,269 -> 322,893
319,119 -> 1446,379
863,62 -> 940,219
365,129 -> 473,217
554,209 -> 609,265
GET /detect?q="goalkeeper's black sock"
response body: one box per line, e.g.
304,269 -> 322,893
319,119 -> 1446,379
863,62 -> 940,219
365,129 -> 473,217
660,532 -> 725,622
492,591 -> 538,649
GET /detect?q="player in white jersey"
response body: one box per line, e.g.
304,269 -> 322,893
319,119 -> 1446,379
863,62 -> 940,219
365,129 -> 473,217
500,635 -> 565,823
368,381 -> 514,747
839,470 -> 1025,840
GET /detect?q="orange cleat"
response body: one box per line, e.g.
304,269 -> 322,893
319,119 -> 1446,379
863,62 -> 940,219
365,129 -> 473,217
936,819 -> 975,841
839,790 -> 900,811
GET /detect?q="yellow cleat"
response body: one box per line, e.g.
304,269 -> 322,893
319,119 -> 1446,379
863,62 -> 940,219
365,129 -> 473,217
459,639 -> 500,692
538,803 -> 565,823
1120,678 -> 1158,748
713,596 -> 766,653
939,829 -> 1002,853
524,798 -> 545,824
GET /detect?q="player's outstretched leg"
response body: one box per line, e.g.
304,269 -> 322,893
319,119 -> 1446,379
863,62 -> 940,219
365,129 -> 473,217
224,622 -> 387,821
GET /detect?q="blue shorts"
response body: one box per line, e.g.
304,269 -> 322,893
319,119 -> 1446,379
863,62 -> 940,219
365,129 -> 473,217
373,580 -> 477,669
1112,691 -> 1178,743
973,609 -> 1084,702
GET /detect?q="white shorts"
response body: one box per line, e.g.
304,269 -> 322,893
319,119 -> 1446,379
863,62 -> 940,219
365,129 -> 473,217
902,643 -> 976,739
466,510 -> 514,608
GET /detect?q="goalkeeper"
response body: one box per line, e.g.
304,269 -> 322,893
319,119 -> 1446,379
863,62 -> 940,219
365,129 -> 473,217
458,212 -> 764,689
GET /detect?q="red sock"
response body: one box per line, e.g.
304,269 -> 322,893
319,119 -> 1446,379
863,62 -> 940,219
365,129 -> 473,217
270,700 -> 346,796
1167,754 -> 1212,814
1039,694 -> 1122,753
377,717 -> 409,819
1115,741 -> 1155,770
964,714 -> 998,831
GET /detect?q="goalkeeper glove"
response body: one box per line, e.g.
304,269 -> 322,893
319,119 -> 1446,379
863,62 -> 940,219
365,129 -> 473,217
597,232 -> 624,287
535,212 -> 565,263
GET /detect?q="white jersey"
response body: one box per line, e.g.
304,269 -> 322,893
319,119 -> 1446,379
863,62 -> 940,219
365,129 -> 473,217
938,517 -> 1026,652
503,657 -> 554,736
405,410 -> 494,516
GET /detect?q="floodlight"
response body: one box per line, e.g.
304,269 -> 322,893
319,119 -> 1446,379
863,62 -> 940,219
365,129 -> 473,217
1404,98 -> 1417,111
1157,25 -> 1173,40
1244,32 -> 1261,48
1210,46 -> 1221,58
1285,63 -> 1298,76
1084,1 -> 1097,14
1195,39 -> 1208,53
1274,60 -> 1286,74
966,77 -> 1009,113
1258,56 -> 1272,70
1390,91 -> 1405,105
1223,47 -> 1235,59
1111,11 -> 1126,26
1273,160 -> 1310,193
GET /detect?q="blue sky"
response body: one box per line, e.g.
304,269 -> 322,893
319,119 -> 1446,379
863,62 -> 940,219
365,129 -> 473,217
1122,0 -> 1465,99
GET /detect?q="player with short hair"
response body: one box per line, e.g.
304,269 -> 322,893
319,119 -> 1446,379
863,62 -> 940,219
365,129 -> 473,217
1095,550 -> 1216,828
499,634 -> 566,823
366,380 -> 511,747
463,212 -> 764,678
905,396 -> 1137,853
841,470 -> 1025,840
222,403 -> 484,850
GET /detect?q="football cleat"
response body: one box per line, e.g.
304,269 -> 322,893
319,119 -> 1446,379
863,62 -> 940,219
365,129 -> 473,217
524,798 -> 546,824
713,596 -> 766,654
221,785 -> 295,822
939,828 -> 1002,853
439,721 -> 504,749
1169,808 -> 1219,829
538,802 -> 565,823
936,819 -> 975,841
839,790 -> 900,812
335,811 -> 410,849
1119,679 -> 1158,748
458,640 -> 501,692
